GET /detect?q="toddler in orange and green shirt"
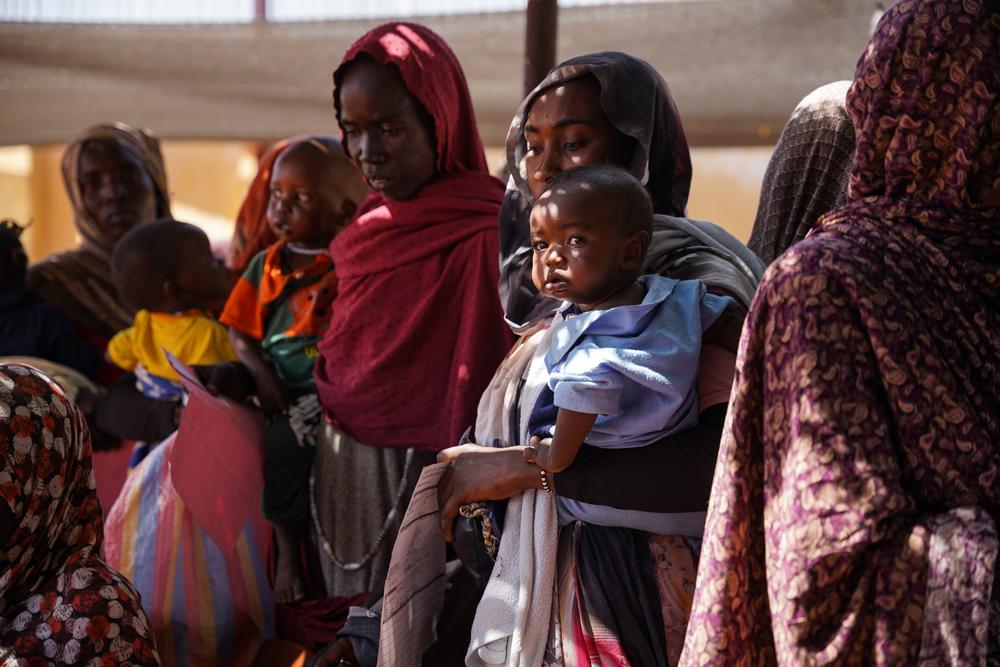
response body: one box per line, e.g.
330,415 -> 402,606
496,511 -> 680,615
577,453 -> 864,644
220,137 -> 368,603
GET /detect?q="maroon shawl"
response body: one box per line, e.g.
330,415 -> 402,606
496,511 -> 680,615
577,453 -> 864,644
682,1 -> 1000,664
315,23 -> 513,451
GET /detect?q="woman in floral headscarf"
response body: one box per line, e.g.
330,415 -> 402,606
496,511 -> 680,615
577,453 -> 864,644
681,1 -> 1000,664
0,363 -> 159,665
27,123 -> 171,342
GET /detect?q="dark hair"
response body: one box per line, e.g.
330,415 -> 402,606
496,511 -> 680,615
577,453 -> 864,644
0,219 -> 28,289
110,219 -> 205,311
538,165 -> 653,237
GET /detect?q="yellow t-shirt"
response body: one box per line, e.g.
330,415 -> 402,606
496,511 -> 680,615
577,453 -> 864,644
107,309 -> 237,381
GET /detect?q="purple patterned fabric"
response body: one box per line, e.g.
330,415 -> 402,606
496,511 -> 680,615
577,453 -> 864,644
681,1 -> 1000,664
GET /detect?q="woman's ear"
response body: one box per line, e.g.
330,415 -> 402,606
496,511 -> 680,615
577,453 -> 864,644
330,198 -> 359,233
339,198 -> 358,222
622,230 -> 650,270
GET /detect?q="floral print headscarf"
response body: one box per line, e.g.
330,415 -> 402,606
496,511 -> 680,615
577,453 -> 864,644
0,364 -> 159,665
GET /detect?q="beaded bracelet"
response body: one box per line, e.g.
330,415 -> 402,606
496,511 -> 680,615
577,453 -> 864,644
539,468 -> 552,493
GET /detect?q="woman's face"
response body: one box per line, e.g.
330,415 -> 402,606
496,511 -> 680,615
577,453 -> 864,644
338,58 -> 437,202
77,140 -> 159,243
522,77 -> 634,199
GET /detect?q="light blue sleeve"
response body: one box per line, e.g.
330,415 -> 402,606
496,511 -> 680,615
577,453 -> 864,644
549,348 -> 626,417
700,290 -> 735,331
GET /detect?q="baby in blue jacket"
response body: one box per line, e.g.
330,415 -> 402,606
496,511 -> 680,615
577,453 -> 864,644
525,166 -> 732,472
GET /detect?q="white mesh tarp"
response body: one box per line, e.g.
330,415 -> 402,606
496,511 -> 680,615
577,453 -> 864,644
0,0 -> 875,146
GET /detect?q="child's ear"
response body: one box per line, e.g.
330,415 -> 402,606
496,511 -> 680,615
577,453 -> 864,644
622,230 -> 650,270
162,279 -> 182,307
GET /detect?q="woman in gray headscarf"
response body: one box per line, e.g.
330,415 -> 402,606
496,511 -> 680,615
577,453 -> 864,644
439,52 -> 763,666
747,81 -> 855,265
499,52 -> 763,329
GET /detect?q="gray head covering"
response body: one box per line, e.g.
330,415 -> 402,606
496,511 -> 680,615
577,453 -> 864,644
747,81 -> 855,265
498,52 -> 763,331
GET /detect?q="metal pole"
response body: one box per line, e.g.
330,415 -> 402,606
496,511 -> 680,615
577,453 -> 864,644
524,0 -> 558,97
253,0 -> 268,156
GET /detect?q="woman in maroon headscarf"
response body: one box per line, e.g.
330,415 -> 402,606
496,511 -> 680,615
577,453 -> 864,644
309,23 -> 513,601
681,1 -> 1000,664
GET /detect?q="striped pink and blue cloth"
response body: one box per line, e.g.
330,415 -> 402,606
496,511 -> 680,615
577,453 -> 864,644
104,435 -> 275,666
104,358 -> 276,666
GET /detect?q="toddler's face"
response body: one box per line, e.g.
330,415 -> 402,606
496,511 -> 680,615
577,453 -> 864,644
174,231 -> 233,314
529,191 -> 633,311
267,149 -> 342,248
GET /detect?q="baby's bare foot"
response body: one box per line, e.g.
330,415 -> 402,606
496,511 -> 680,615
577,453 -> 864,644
274,552 -> 305,604
274,525 -> 305,603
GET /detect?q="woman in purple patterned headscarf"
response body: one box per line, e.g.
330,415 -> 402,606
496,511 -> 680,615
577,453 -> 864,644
680,1 -> 1000,664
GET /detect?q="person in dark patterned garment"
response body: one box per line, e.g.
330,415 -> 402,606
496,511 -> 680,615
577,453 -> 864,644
681,1 -> 1000,664
0,363 -> 160,665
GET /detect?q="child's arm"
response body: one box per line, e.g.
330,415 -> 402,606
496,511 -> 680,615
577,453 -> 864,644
228,327 -> 289,415
524,407 -> 598,473
106,327 -> 138,372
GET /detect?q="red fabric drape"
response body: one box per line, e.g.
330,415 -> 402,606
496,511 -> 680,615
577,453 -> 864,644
316,173 -> 512,451
316,23 -> 514,451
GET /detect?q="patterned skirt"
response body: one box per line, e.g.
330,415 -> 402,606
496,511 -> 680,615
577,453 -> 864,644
545,522 -> 700,667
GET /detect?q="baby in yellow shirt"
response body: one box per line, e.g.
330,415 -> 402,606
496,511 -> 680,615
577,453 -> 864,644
108,219 -> 236,401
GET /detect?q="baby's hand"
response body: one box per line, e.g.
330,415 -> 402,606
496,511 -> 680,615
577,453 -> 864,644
254,368 -> 290,415
523,445 -> 539,464
193,362 -> 254,401
523,435 -> 549,466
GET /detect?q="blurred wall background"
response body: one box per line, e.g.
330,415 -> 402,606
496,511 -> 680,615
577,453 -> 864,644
0,142 -> 772,261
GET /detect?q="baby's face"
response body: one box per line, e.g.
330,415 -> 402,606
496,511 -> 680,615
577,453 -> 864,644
529,191 -> 633,311
267,148 -> 342,249
174,230 -> 233,314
